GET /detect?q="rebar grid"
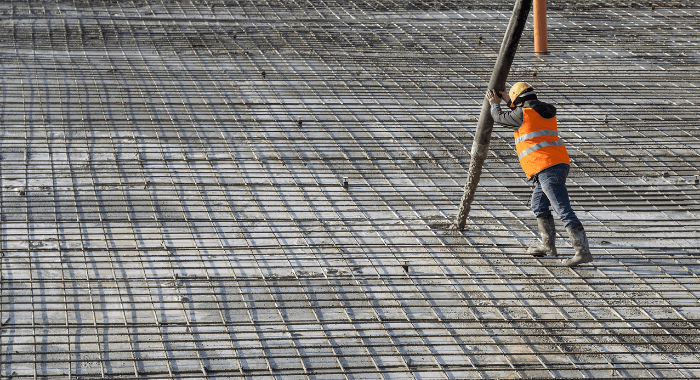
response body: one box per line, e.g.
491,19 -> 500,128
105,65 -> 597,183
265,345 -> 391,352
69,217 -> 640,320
1,0 -> 700,379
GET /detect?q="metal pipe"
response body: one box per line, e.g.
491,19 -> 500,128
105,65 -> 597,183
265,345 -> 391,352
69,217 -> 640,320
454,0 -> 533,230
534,0 -> 549,55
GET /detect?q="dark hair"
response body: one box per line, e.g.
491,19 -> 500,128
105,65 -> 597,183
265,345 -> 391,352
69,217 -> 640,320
519,93 -> 538,102
514,91 -> 537,106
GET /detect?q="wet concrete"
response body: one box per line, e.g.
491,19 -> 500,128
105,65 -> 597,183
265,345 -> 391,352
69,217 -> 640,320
1,0 -> 700,379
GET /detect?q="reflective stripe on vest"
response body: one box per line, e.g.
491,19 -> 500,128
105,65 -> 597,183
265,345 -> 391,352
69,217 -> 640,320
514,130 -> 559,144
518,139 -> 565,160
514,107 -> 570,178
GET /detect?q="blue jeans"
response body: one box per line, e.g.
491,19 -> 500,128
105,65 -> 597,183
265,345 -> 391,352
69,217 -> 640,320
530,163 -> 580,228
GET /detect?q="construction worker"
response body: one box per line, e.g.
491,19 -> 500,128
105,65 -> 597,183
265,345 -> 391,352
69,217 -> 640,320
486,82 -> 592,267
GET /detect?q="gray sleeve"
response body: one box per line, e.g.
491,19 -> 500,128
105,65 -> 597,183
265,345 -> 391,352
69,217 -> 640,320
490,104 -> 524,129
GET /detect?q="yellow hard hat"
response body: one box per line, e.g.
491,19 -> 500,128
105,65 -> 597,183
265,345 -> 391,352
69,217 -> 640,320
508,82 -> 535,104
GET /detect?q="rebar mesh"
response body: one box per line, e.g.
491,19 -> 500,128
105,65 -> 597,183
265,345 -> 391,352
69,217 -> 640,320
1,0 -> 700,379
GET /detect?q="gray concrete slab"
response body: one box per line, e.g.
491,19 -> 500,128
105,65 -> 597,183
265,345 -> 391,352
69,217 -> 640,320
2,0 -> 700,379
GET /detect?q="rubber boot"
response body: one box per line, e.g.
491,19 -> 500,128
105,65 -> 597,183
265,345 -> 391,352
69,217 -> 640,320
564,223 -> 593,267
527,216 -> 557,257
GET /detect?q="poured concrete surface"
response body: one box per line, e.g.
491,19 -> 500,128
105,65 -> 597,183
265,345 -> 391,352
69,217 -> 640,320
1,0 -> 700,379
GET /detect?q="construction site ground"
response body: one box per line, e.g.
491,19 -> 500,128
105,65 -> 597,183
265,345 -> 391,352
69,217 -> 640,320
1,0 -> 700,379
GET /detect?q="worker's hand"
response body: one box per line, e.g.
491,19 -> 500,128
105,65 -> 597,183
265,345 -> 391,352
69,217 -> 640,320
486,89 -> 503,105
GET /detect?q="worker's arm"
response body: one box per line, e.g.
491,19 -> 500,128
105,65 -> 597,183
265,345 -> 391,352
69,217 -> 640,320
486,89 -> 523,129
490,103 -> 523,128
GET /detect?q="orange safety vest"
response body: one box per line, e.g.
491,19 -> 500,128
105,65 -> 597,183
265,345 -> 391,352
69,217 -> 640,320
514,107 -> 570,178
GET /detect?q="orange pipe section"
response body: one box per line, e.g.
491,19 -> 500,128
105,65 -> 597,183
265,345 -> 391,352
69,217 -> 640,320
534,0 -> 548,55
